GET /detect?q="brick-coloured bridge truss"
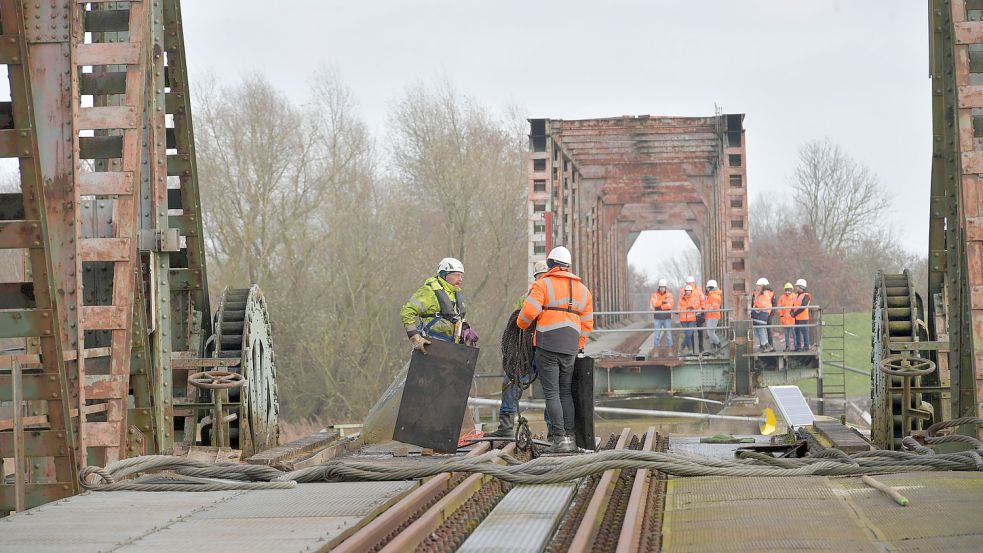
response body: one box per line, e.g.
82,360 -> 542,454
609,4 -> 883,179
526,115 -> 751,317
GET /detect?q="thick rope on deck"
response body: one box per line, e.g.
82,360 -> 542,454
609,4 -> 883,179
79,419 -> 983,491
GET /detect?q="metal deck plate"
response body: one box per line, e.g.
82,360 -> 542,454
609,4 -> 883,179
0,482 -> 416,553
458,483 -> 577,553
662,472 -> 983,553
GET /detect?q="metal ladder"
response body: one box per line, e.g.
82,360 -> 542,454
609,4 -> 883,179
820,311 -> 848,418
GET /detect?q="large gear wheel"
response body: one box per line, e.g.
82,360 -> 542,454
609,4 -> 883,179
870,271 -> 934,449
205,285 -> 279,455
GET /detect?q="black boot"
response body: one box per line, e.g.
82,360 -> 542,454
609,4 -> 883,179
487,413 -> 514,438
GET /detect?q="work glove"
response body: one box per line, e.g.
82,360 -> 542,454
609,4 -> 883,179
461,323 -> 479,346
410,333 -> 431,355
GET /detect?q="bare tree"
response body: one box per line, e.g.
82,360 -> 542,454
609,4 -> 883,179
791,138 -> 890,255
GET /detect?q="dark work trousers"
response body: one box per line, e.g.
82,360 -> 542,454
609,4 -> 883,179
536,348 -> 577,439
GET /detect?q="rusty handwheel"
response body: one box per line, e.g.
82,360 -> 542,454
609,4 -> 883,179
878,355 -> 936,378
188,370 -> 246,390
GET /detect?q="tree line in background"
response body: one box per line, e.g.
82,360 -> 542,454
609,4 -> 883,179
195,72 -> 528,424
748,138 -> 925,312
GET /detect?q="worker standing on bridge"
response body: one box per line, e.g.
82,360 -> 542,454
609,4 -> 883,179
686,275 -> 706,352
751,277 -> 775,352
777,283 -> 797,351
791,279 -> 812,351
678,284 -> 702,355
650,279 -> 674,355
489,260 -> 551,438
400,257 -> 476,355
516,246 -> 593,454
704,280 -> 722,351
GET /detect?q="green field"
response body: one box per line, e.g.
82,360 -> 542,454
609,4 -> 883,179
794,311 -> 873,398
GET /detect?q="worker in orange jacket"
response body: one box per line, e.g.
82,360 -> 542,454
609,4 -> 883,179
791,279 -> 812,351
776,283 -> 797,351
516,246 -> 593,454
704,280 -> 723,351
678,284 -> 702,355
650,279 -> 674,353
751,277 -> 775,352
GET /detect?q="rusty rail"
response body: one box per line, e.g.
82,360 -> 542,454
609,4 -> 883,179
567,427 -> 632,552
615,427 -> 657,553
378,442 -> 516,552
331,442 -> 507,553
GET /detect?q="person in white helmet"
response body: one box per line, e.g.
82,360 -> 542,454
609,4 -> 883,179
400,257 -> 476,355
751,277 -> 775,352
704,279 -> 723,351
489,260 -> 552,438
516,246 -> 594,454
791,278 -> 812,351
649,278 -> 674,355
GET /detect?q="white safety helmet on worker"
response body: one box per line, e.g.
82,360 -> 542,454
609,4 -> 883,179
546,246 -> 572,266
684,284 -> 693,291
756,277 -> 769,286
658,278 -> 668,288
706,279 -> 718,289
685,275 -> 696,284
437,257 -> 464,275
795,278 -> 807,288
533,260 -> 549,277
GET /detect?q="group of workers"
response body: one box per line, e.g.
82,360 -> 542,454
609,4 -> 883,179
751,277 -> 813,352
649,276 -> 723,355
399,250 -> 813,453
650,276 -> 814,355
400,246 -> 593,454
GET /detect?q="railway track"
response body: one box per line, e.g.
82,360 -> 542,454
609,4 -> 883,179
331,426 -> 669,553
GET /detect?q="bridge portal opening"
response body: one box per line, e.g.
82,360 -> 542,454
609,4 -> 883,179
627,230 -> 701,309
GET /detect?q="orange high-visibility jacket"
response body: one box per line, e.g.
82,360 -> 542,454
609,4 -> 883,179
516,267 -> 594,354
650,290 -> 674,320
777,292 -> 796,325
704,289 -> 723,320
753,289 -> 774,315
793,292 -> 812,321
678,291 -> 702,323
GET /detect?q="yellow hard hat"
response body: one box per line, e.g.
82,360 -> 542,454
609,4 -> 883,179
784,282 -> 793,290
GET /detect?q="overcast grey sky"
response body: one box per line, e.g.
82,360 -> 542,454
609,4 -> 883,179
181,1 -> 929,281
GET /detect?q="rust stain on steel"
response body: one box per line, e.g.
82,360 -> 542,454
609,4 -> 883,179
567,427 -> 632,553
330,442 -> 493,553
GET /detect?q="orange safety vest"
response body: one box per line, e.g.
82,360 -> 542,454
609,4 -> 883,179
650,289 -> 674,320
516,267 -> 594,354
776,292 -> 796,325
704,289 -> 723,320
678,292 -> 702,323
753,289 -> 774,313
794,292 -> 812,321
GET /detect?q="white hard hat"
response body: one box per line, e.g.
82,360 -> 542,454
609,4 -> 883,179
684,284 -> 693,291
706,279 -> 718,289
795,278 -> 807,288
685,276 -> 696,284
756,277 -> 769,286
658,278 -> 668,287
547,246 -> 572,266
437,257 -> 464,274
533,260 -> 549,276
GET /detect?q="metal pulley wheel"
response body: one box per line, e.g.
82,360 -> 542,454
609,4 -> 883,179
206,285 -> 280,455
870,271 -> 933,449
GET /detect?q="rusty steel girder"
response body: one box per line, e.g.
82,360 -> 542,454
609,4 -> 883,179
526,115 -> 751,320
0,0 -> 222,513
